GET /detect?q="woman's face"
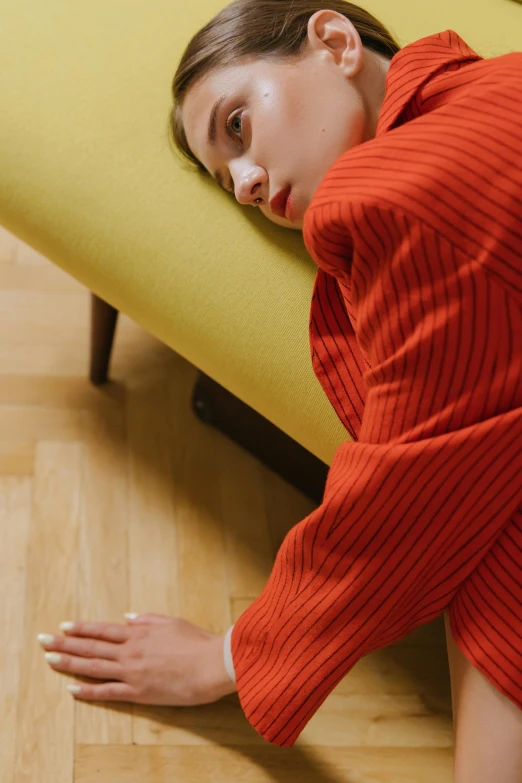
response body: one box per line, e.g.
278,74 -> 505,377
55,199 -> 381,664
182,10 -> 390,231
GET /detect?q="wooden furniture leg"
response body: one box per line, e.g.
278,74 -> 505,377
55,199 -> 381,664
90,292 -> 119,386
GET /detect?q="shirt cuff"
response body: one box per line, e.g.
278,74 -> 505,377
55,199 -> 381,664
223,623 -> 236,683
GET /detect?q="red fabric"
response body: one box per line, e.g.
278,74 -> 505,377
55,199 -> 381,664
231,30 -> 522,747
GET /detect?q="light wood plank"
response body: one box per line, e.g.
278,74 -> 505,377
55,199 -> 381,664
0,313 -> 163,378
75,744 -> 453,782
0,375 -> 124,408
218,434 -> 274,602
0,407 -> 85,441
0,441 -> 34,475
0,290 -> 89,340
74,393 -> 132,745
130,354 -> 235,744
0,343 -> 90,376
0,290 -> 138,343
125,354 -> 182,620
0,477 -> 32,781
13,443 -> 82,783
164,357 -> 238,636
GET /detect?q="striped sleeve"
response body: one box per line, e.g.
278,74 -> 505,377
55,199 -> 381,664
229,203 -> 522,747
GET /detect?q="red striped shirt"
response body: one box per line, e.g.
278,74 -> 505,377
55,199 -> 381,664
231,29 -> 522,747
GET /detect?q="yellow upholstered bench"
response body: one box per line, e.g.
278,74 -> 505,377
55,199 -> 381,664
0,0 -> 520,503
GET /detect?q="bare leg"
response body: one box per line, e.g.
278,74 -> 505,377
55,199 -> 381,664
444,611 -> 522,782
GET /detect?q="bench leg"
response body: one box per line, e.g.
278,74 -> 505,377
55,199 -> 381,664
191,371 -> 328,505
90,292 -> 119,385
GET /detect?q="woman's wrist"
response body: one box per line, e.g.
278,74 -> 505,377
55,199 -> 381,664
223,624 -> 236,683
200,632 -> 238,702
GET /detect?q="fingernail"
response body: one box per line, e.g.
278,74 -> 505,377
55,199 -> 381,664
124,613 -> 139,620
60,621 -> 75,631
45,652 -> 61,664
37,634 -> 55,647
67,684 -> 81,694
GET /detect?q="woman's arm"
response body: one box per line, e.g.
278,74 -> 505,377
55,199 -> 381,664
229,205 -> 522,747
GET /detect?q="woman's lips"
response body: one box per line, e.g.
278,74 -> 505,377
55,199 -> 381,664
284,189 -> 297,222
270,186 -> 291,219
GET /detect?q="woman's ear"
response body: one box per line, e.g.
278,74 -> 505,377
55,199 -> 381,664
306,10 -> 363,78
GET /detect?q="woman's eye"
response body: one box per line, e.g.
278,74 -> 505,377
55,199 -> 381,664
226,112 -> 243,139
222,112 -> 244,194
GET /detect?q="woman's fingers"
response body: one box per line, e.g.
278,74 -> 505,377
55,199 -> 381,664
44,651 -> 122,681
38,632 -> 119,661
67,681 -> 137,702
59,621 -> 130,643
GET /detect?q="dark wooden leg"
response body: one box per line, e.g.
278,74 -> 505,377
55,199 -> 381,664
191,371 -> 329,505
90,292 -> 119,385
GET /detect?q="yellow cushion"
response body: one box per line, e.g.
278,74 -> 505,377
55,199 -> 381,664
0,0 -> 519,466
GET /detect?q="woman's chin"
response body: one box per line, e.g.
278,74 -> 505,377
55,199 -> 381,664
263,210 -> 302,231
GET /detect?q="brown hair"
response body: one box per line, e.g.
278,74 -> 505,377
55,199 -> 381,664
167,0 -> 401,175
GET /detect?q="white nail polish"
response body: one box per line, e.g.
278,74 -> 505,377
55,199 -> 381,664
67,684 -> 81,694
124,613 -> 139,620
45,652 -> 61,664
60,622 -> 75,631
37,634 -> 55,647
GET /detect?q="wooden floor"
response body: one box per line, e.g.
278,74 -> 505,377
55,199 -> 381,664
0,225 -> 455,782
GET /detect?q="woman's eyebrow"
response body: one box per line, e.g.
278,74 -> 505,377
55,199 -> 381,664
206,94 -> 231,191
207,95 -> 226,146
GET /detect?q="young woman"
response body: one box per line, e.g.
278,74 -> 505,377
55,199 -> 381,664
39,1 -> 522,778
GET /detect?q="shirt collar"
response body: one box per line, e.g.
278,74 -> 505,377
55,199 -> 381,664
376,29 -> 482,137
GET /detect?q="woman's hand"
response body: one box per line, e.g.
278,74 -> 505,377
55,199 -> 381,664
38,613 -> 237,706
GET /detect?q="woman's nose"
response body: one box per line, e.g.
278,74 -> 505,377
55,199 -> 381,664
234,169 -> 268,207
